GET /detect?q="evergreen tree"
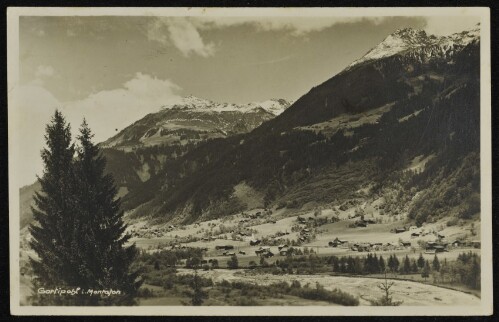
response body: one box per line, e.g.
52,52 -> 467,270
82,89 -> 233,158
432,254 -> 441,272
469,256 -> 480,289
393,255 -> 400,273
417,253 -> 425,269
227,254 -> 239,269
421,260 -> 431,282
29,114 -> 141,305
402,255 -> 411,274
387,255 -> 395,273
72,119 -> 141,305
411,259 -> 419,273
379,255 -> 386,273
29,110 -> 79,305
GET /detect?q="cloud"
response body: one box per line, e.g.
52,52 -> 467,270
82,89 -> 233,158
148,18 -> 216,57
147,16 -> 388,57
248,54 -> 294,66
422,16 -> 480,36
64,73 -> 183,143
35,65 -> 55,78
13,73 -> 183,186
194,16 -> 388,35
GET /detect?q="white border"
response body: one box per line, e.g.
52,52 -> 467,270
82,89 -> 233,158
7,6 -> 492,316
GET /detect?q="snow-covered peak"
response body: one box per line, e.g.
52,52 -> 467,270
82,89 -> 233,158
160,96 -> 292,115
348,26 -> 480,68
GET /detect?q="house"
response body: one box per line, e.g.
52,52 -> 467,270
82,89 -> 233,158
255,249 -> 265,255
328,240 -> 339,247
357,243 -> 371,252
434,245 -> 446,253
250,239 -> 261,246
365,218 -> 376,224
297,217 -> 307,224
355,220 -> 367,227
395,227 -> 406,233
451,240 -> 463,247
262,251 -> 274,258
411,232 -> 420,237
425,248 -> 436,255
329,237 -> 347,247
239,251 -> 246,255
216,245 -> 234,250
438,233 -> 445,239
472,240 -> 481,248
278,244 -> 288,250
279,247 -> 289,256
400,241 -> 411,247
409,226 -> 418,231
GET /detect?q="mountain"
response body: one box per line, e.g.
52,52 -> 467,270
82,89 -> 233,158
118,26 -> 480,225
101,96 -> 292,150
348,26 -> 479,68
20,96 -> 291,228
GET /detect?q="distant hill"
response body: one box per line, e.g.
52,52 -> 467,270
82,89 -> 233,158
19,181 -> 41,229
101,96 -> 292,151
20,97 -> 292,227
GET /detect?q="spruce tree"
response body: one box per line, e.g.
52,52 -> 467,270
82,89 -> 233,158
393,255 -> 400,273
421,260 -> 431,282
29,110 -> 78,305
432,254 -> 441,272
378,255 -> 386,273
72,119 -> 141,304
402,255 -> 411,275
417,253 -> 425,269
29,114 -> 141,305
411,259 -> 419,273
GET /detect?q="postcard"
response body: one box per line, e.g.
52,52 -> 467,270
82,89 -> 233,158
7,6 -> 492,315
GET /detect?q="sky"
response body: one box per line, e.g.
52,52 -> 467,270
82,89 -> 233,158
14,14 -> 481,186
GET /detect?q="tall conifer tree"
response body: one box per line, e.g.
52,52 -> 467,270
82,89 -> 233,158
29,110 -> 78,305
73,119 -> 141,304
29,113 -> 141,305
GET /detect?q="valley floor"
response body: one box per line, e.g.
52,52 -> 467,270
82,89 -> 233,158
177,269 -> 480,306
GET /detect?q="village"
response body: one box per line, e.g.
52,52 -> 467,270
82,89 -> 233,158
125,200 -> 481,269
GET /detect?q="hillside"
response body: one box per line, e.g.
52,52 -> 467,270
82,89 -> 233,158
119,26 -> 480,225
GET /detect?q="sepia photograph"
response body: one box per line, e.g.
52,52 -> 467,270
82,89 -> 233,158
7,7 -> 492,315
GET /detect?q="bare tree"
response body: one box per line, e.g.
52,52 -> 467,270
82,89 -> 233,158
370,271 -> 403,306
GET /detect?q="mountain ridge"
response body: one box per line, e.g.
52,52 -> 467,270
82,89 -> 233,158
348,25 -> 479,69
101,96 -> 292,150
